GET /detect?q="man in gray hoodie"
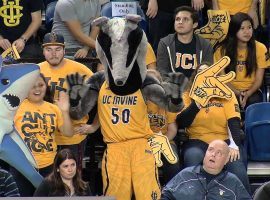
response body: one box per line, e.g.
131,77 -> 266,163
157,6 -> 213,81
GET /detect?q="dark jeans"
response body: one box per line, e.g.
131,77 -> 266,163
148,10 -> 175,53
0,42 -> 43,60
64,48 -> 99,71
183,139 -> 251,194
10,165 -> 53,197
237,90 -> 263,120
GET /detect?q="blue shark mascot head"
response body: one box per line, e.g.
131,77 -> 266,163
0,56 -> 43,187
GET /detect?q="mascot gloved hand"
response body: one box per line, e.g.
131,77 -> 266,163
67,72 -> 89,107
164,72 -> 188,103
148,133 -> 178,167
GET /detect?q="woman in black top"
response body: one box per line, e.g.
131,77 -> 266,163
34,148 -> 92,196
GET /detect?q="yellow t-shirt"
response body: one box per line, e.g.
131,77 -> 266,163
214,41 -> 269,90
14,99 -> 63,168
98,82 -> 154,143
217,0 -> 252,15
181,92 -> 240,144
39,58 -> 93,145
146,43 -> 156,66
147,101 -> 177,135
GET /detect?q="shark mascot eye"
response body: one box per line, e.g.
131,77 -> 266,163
0,56 -> 43,188
66,14 -> 188,200
1,78 -> 10,85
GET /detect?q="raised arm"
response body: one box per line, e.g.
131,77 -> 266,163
67,71 -> 105,120
13,10 -> 42,53
56,91 -> 73,137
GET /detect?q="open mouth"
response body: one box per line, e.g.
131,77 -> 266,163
3,94 -> 20,109
209,159 -> 215,164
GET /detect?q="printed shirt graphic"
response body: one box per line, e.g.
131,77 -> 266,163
0,0 -> 43,42
214,41 -> 269,91
174,37 -> 197,78
98,82 -> 154,143
147,101 -> 177,134
14,99 -> 63,169
39,58 -> 93,145
182,92 -> 240,144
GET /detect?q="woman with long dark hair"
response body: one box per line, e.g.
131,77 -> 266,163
34,148 -> 92,196
214,12 -> 269,110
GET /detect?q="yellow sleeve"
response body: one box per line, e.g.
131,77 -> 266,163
145,43 -> 156,66
166,112 -> 177,124
214,47 -> 223,63
223,94 -> 241,120
182,91 -> 192,109
81,65 -> 94,77
256,41 -> 269,69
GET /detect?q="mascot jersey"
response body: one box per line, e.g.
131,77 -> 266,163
39,58 -> 93,145
98,82 -> 154,143
182,92 -> 240,144
147,101 -> 177,135
146,43 -> 156,66
214,41 -> 269,91
14,99 -> 63,169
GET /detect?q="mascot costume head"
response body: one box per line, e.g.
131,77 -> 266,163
0,56 -> 43,187
94,14 -> 147,95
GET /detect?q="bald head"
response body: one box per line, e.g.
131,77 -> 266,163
203,140 -> 230,175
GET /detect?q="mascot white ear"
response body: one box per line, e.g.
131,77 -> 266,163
125,14 -> 142,24
92,16 -> 109,27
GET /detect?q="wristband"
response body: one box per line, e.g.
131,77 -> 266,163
20,36 -> 27,43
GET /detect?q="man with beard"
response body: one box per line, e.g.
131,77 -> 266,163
156,6 -> 213,81
39,32 -> 93,168
161,140 -> 251,200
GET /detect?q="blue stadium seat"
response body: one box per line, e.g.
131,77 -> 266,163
253,181 -> 270,200
245,102 -> 270,161
45,0 -> 57,31
100,2 -> 147,32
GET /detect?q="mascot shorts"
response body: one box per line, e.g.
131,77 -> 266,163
102,138 -> 161,200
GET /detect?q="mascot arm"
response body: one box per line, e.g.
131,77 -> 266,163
68,71 -> 105,120
142,73 -> 188,112
176,100 -> 200,128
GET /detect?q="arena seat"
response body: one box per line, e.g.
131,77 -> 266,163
253,181 -> 270,200
245,102 -> 270,161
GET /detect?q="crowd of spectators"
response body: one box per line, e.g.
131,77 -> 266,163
0,0 -> 269,198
